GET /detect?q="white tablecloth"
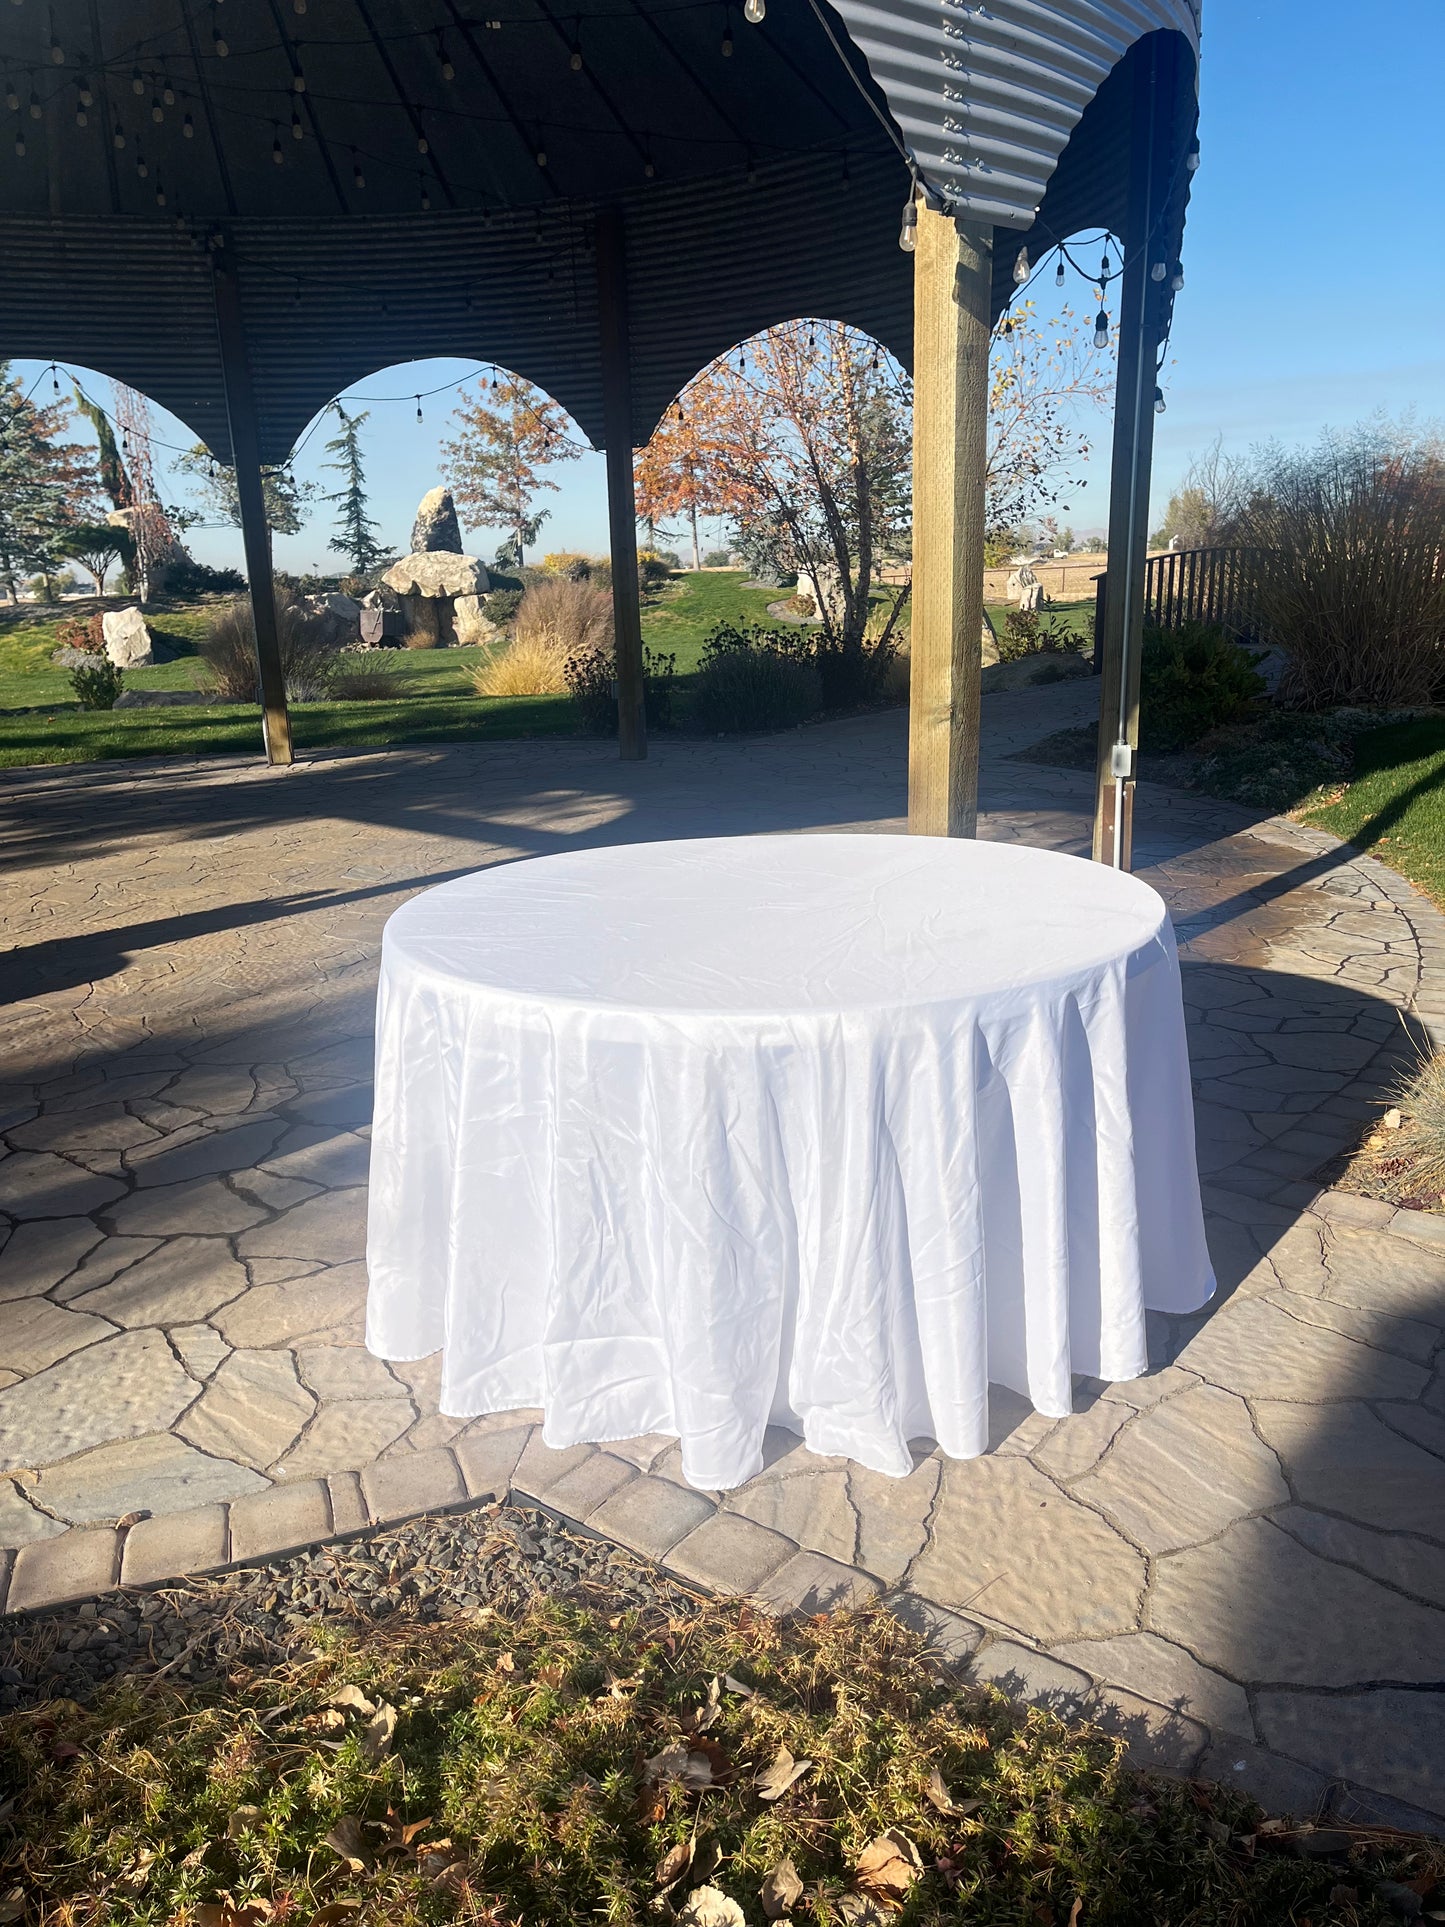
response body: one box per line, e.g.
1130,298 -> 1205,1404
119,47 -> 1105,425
366,834 -> 1214,1490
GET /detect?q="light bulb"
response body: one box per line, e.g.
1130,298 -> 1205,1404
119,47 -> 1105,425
535,146 -> 547,167
183,112 -> 194,138
29,89 -> 41,119
899,200 -> 918,253
151,94 -> 163,122
353,160 -> 365,188
49,38 -> 63,64
75,106 -> 86,125
78,80 -> 92,105
163,83 -> 175,104
415,397 -> 423,423
721,23 -> 733,53
131,68 -> 144,95
1170,263 -> 1185,292
155,183 -> 166,206
643,157 -> 655,177
4,84 -> 18,112
113,124 -> 125,149
416,134 -> 428,153
743,0 -> 765,20
1055,254 -> 1065,287
1154,387 -> 1166,415
1093,310 -> 1109,348
1186,141 -> 1200,171
1013,246 -> 1030,285
13,134 -> 24,157
272,131 -> 283,163
569,46 -> 582,70
1150,260 -> 1166,282
213,30 -> 229,55
136,153 -> 148,177
291,111 -> 302,139
420,186 -> 431,209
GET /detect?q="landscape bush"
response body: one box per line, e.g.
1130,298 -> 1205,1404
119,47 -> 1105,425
564,643 -> 676,734
637,549 -> 673,590
698,619 -> 898,716
1139,620 -> 1267,751
1226,420 -> 1445,708
703,548 -> 734,567
199,592 -> 339,703
471,631 -> 573,697
68,659 -> 123,709
54,613 -> 104,656
482,587 -> 525,626
693,645 -> 822,733
996,606 -> 1079,662
166,557 -> 246,597
330,663 -> 408,701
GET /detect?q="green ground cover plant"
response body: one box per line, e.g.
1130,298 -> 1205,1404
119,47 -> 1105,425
1,1594 -> 1434,1927
1305,714 -> 1445,908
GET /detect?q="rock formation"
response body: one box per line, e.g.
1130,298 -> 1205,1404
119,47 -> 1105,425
410,486 -> 463,554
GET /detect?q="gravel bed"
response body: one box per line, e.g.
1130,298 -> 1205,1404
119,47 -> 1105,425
0,1499 -> 697,1710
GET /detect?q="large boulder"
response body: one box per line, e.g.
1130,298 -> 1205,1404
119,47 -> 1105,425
102,606 -> 155,667
381,551 -> 489,598
453,594 -> 501,647
411,487 -> 463,554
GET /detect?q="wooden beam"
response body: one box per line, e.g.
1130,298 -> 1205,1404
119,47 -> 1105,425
211,252 -> 294,768
908,207 -> 991,837
595,205 -> 647,762
1092,39 -> 1173,867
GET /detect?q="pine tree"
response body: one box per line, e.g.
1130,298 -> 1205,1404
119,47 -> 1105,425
0,362 -> 98,601
322,403 -> 384,572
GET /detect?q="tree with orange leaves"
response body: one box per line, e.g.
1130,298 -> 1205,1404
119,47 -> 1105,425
633,399 -> 730,570
443,373 -> 581,567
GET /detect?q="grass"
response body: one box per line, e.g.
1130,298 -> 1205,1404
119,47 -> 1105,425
1,1592 -> 1434,1927
0,575 -> 790,769
1304,715 -> 1445,909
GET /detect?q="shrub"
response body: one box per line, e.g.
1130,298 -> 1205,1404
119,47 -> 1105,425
471,632 -> 572,697
540,551 -> 596,580
165,557 -> 246,597
1139,620 -> 1267,751
199,592 -> 339,702
516,576 -> 612,665
69,660 -> 124,709
784,593 -> 816,618
698,619 -> 897,714
483,588 -> 525,626
996,607 -> 1078,662
637,550 -> 672,591
330,665 -> 407,701
1227,421 -> 1445,709
703,549 -> 733,568
564,644 -> 676,734
693,646 -> 822,734
55,614 -> 104,656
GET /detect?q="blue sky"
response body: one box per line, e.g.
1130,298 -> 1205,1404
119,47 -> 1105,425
13,0 -> 1445,575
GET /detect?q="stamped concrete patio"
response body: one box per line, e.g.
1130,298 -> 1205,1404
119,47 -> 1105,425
3,679 -> 1444,1829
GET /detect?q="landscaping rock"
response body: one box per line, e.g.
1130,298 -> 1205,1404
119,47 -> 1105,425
453,593 -> 501,646
381,551 -> 488,599
411,486 -> 463,553
102,606 -> 155,668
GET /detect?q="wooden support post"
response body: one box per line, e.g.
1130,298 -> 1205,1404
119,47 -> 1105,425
211,252 -> 294,768
1092,40 -> 1174,866
595,205 -> 646,761
908,208 -> 991,836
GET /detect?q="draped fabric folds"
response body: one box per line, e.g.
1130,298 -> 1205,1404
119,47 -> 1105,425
366,836 -> 1214,1491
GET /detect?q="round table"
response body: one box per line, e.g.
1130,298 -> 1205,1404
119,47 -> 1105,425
365,834 -> 1214,1490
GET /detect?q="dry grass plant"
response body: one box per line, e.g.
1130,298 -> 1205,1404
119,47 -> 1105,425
200,592 -> 339,702
330,662 -> 409,701
473,577 -> 612,697
1226,422 -> 1445,708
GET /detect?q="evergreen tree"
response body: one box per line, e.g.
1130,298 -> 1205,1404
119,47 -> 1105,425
71,385 -> 134,509
322,402 -> 384,572
0,362 -> 98,601
171,444 -> 317,536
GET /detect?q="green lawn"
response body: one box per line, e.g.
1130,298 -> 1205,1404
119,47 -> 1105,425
1304,715 -> 1445,909
0,573 -> 788,769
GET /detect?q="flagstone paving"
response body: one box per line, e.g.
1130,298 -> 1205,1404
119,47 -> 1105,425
2,683 -> 1444,1830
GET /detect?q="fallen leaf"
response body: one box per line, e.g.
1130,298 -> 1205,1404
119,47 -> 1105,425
836,1898 -> 893,1927
1067,1900 -> 1084,1927
854,1829 -> 923,1906
656,1840 -> 694,1889
1383,1107 -> 1403,1130
644,1744 -> 724,1793
722,1674 -> 753,1698
754,1746 -> 813,1802
687,1676 -> 724,1732
537,1663 -> 566,1690
323,1815 -> 370,1872
318,1709 -> 346,1733
50,1741 -> 81,1766
0,1892 -> 22,1926
362,1702 -> 397,1764
760,1857 -> 804,1919
677,1886 -> 745,1927
495,1651 -> 516,1674
225,1805 -> 262,1840
923,1767 -> 983,1818
328,1685 -> 376,1717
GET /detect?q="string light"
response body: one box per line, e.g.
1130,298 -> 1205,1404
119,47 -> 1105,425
436,33 -> 454,80
50,363 -> 59,396
1012,245 -> 1030,285
272,125 -> 283,164
162,79 -> 175,105
1099,250 -> 1110,279
292,67 -> 305,92
77,78 -> 92,106
182,111 -> 194,138
291,108 -> 303,139
743,0 -> 765,19
720,10 -> 733,56
643,153 -> 655,178
213,20 -> 229,56
1186,139 -> 1201,171
414,395 -> 423,423
535,144 -> 547,166
416,132 -> 428,154
294,0 -> 306,13
48,32 -> 62,64
419,178 -> 431,210
1169,262 -> 1185,292
4,82 -> 18,113
352,151 -> 365,189
74,99 -> 86,126
1150,260 -> 1167,282
131,67 -> 144,95
1093,310 -> 1110,348
28,85 -> 41,119
154,178 -> 166,207
898,196 -> 917,254
1154,386 -> 1166,415
1055,251 -> 1065,287
135,146 -> 148,178
569,39 -> 582,71
151,91 -> 163,123
12,132 -> 24,158
112,121 -> 125,149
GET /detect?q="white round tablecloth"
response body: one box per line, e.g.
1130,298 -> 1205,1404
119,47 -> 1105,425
365,834 -> 1214,1490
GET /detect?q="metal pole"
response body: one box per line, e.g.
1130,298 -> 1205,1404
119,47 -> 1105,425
1091,38 -> 1176,867
211,246 -> 294,768
595,205 -> 647,761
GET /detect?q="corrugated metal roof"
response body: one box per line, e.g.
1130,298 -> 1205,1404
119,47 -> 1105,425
0,3 -> 1198,460
833,0 -> 1199,227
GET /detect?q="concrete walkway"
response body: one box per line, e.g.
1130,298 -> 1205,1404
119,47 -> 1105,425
3,683 -> 1444,1828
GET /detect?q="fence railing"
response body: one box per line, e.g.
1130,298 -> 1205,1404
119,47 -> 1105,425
1092,545 -> 1265,655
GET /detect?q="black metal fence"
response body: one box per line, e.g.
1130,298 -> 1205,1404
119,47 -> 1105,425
1092,546 -> 1265,656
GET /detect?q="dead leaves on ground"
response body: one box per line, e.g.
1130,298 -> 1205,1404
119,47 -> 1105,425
853,1829 -> 923,1909
753,1746 -> 813,1802
759,1855 -> 803,1919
